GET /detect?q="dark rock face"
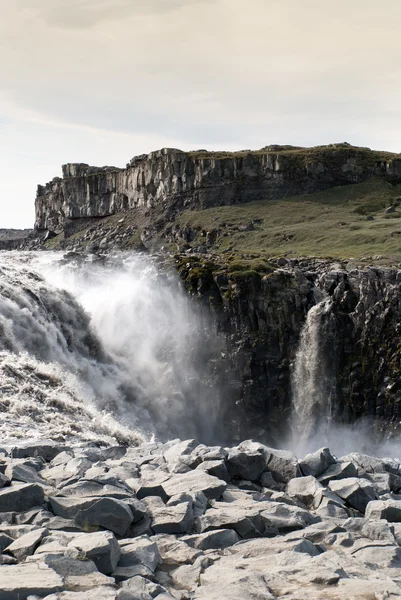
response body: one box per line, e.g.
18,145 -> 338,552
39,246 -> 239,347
35,145 -> 401,231
176,256 -> 401,442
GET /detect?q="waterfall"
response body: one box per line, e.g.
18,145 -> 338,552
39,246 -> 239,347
291,296 -> 337,454
0,251 -> 225,445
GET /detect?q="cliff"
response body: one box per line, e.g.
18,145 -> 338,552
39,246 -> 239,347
35,143 -> 401,231
176,255 -> 401,445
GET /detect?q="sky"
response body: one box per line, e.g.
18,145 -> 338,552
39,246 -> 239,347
2,0 -> 401,228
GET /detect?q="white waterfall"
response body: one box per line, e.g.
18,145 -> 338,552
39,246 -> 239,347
291,296 -> 336,454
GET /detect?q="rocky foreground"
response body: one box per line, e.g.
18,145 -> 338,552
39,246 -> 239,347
1,440 -> 401,599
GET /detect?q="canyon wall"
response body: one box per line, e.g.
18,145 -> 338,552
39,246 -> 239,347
177,256 -> 401,444
35,145 -> 401,231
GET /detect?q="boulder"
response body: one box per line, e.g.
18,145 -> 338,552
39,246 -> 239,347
365,499 -> 401,522
264,447 -> 300,483
318,461 -> 358,485
152,501 -> 194,534
113,535 -> 161,582
196,502 -> 274,538
183,528 -> 241,550
225,446 -> 266,481
152,534 -> 202,566
328,477 -> 377,512
161,471 -> 226,501
68,531 -> 121,574
59,480 -> 132,499
0,472 -> 10,488
0,562 -> 64,599
49,496 -> 134,536
5,526 -> 47,560
286,476 -> 324,508
11,440 -> 66,462
5,462 -> 47,485
196,460 -> 230,482
0,483 -> 45,512
299,447 -> 337,478
260,501 -> 320,533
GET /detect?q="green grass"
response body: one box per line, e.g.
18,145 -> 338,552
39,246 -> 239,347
176,178 -> 401,262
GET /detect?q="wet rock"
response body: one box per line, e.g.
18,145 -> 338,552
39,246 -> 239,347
196,502 -> 272,538
11,440 -> 66,462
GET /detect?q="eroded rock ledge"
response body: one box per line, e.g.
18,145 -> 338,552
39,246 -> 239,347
2,438 -> 401,599
35,144 -> 401,232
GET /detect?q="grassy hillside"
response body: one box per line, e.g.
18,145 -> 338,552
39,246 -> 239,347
176,178 -> 401,262
45,176 -> 401,264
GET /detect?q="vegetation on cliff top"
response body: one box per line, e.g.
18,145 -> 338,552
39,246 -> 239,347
176,177 -> 401,262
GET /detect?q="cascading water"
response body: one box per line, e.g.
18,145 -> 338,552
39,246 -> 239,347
0,251 -> 226,446
291,295 -> 337,454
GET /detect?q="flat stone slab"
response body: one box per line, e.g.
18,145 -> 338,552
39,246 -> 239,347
0,562 -> 64,599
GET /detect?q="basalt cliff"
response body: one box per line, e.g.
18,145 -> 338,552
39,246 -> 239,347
35,144 -> 401,233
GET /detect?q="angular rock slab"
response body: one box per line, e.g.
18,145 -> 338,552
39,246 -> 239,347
328,477 -> 377,513
365,499 -> 401,522
0,562 -> 64,599
49,496 -> 134,536
161,471 -> 227,501
0,483 -> 45,512
68,530 -> 121,574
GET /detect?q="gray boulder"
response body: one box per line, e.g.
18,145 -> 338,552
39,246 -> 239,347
183,528 -> 240,550
0,562 -> 64,599
226,446 -> 266,481
196,460 -> 230,482
196,502 -> 274,538
286,476 -> 324,508
11,440 -> 66,462
328,477 -> 378,513
152,501 -> 194,534
0,483 -> 45,512
5,527 -> 47,560
365,499 -> 401,522
113,535 -> 161,582
299,447 -> 337,478
49,496 -> 134,536
318,461 -> 358,485
68,530 -> 121,574
0,472 -> 10,488
161,471 -> 226,501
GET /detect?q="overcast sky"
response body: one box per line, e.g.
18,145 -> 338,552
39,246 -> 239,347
2,0 -> 401,227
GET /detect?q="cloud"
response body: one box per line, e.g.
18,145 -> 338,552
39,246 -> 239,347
2,0 -> 401,226
15,0 -> 214,28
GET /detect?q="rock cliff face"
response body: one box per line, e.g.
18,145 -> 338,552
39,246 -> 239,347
35,144 -> 401,231
176,256 -> 401,444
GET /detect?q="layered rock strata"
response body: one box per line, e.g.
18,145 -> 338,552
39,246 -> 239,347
35,145 -> 401,231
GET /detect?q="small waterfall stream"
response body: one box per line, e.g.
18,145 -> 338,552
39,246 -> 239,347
291,295 -> 337,453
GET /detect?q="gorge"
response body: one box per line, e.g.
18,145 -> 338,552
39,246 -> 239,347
2,143 -> 401,599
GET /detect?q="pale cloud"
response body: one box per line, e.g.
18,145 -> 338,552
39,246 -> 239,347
1,0 -> 401,227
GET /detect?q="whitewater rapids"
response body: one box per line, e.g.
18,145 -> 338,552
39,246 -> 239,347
0,251 -> 223,447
